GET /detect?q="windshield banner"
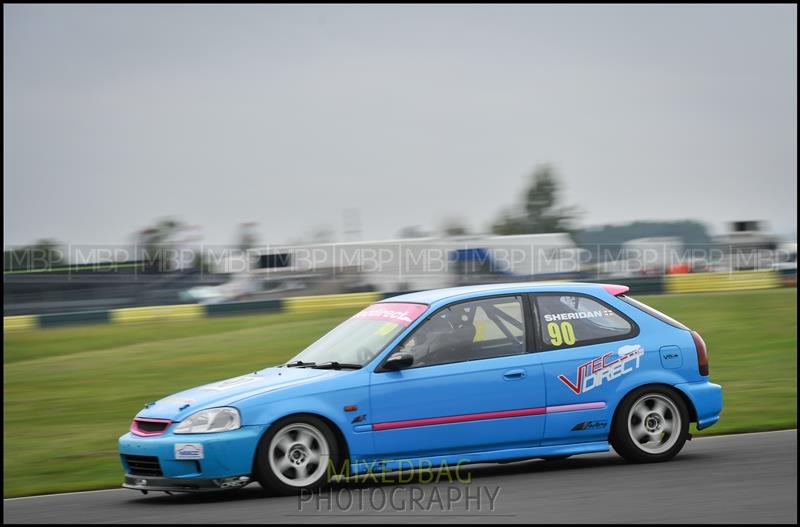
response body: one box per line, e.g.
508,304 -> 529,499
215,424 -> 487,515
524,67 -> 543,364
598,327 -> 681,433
351,303 -> 428,327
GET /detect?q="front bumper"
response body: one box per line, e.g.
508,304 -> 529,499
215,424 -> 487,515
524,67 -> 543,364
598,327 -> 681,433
119,424 -> 267,489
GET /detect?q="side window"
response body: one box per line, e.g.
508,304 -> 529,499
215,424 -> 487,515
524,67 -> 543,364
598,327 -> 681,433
535,294 -> 635,350
390,296 -> 527,368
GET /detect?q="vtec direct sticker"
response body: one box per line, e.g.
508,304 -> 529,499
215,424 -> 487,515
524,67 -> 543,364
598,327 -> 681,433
559,344 -> 644,395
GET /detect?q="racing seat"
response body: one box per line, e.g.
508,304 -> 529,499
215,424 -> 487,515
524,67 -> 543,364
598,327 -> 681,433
424,320 -> 476,365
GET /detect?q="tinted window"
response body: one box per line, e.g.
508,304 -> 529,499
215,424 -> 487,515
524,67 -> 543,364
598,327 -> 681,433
535,294 -> 634,350
389,296 -> 526,368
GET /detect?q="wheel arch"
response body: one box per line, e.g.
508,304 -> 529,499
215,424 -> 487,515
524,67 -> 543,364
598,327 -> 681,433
252,411 -> 351,474
611,382 -> 698,432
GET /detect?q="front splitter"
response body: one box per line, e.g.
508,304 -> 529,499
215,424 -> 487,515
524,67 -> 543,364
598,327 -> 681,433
123,474 -> 251,493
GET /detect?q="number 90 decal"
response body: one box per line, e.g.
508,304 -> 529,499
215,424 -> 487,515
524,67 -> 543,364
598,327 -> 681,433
547,321 -> 576,346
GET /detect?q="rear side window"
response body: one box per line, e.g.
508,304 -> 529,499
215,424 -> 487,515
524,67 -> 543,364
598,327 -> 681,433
535,294 -> 637,350
617,295 -> 688,330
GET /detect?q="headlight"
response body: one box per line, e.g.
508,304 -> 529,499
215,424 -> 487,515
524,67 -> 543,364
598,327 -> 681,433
174,407 -> 241,434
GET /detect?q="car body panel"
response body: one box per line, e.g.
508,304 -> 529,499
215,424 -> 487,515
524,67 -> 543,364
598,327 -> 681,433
369,353 -> 546,458
350,441 -> 610,476
136,367 -> 344,423
675,380 -> 724,429
119,425 -> 265,479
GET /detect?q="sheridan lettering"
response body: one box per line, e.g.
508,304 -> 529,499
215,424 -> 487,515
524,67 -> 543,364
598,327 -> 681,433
544,310 -> 604,322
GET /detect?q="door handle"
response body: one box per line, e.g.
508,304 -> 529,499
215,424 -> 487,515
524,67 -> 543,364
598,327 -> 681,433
503,369 -> 527,380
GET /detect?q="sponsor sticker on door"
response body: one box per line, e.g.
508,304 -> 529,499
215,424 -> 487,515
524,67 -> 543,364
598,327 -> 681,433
559,344 -> 644,395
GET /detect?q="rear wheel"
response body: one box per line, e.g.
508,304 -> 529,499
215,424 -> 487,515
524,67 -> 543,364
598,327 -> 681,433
610,386 -> 689,463
254,415 -> 340,495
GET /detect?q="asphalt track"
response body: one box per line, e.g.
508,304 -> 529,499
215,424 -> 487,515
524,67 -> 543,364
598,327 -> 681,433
4,430 -> 797,524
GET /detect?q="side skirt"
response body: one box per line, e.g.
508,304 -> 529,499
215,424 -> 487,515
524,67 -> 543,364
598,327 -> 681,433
348,441 -> 610,476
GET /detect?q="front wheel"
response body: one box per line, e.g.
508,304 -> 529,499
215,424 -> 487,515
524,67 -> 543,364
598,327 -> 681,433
254,415 -> 340,495
610,386 -> 689,463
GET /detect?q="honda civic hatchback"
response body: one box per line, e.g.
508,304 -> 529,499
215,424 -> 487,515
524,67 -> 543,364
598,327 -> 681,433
119,282 -> 723,495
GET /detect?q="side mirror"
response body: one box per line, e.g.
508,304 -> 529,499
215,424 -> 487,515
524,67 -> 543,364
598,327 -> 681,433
382,353 -> 414,371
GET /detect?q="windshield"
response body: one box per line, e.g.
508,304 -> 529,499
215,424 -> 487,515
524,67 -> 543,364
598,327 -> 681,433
287,302 -> 428,367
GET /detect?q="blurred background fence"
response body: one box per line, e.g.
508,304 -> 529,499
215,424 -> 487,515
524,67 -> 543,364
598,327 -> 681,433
5,268 -> 795,332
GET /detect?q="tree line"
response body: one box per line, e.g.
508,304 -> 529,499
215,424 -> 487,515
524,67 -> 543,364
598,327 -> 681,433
4,164 -> 711,271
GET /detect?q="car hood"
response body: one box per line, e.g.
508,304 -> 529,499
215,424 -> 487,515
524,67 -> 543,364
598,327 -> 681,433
134,366 -> 341,422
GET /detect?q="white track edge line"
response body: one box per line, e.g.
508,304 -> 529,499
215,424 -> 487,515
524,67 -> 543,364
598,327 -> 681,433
4,488 -> 126,501
692,428 -> 797,440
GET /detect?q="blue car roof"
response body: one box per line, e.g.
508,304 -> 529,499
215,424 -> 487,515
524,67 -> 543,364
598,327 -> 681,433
382,282 -> 620,306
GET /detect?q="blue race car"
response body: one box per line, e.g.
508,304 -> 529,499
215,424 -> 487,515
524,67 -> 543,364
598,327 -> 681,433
119,282 -> 723,495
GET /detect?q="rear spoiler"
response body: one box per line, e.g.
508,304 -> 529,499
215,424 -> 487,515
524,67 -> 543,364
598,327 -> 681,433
601,284 -> 630,296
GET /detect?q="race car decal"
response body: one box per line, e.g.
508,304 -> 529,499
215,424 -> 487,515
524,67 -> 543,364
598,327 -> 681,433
547,321 -> 576,346
372,402 -> 605,431
544,309 -> 616,322
559,344 -> 644,395
174,443 -> 204,460
162,397 -> 195,405
351,302 -> 428,327
572,420 -> 608,431
200,375 -> 260,391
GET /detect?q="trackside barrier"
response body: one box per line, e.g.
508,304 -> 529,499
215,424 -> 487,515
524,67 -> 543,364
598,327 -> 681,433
2,274 -> 792,332
283,292 -> 381,313
665,270 -> 781,294
39,310 -> 110,328
3,315 -> 36,332
111,304 -> 205,324
205,299 -> 284,316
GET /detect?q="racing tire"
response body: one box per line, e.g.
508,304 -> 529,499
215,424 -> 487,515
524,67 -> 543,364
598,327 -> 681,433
254,415 -> 341,496
610,385 -> 689,463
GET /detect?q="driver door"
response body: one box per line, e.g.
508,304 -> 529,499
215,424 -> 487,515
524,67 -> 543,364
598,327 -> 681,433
368,295 -> 545,459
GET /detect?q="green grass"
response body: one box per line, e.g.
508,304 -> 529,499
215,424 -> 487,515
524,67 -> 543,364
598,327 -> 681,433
3,289 -> 796,497
4,310 -> 348,364
638,289 -> 797,436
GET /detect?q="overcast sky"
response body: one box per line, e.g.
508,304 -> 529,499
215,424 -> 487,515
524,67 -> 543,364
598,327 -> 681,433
4,4 -> 797,246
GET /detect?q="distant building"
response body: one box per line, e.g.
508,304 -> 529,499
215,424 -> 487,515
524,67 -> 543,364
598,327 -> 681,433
712,221 -> 781,271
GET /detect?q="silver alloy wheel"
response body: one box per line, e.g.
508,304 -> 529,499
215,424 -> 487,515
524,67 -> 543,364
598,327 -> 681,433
627,393 -> 681,455
268,423 -> 330,488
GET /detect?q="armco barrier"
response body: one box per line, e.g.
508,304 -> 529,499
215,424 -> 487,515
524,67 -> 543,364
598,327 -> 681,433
665,270 -> 780,294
